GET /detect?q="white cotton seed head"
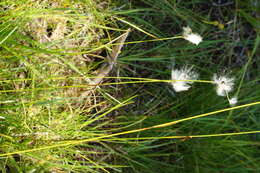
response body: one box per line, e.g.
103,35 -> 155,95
229,97 -> 238,106
171,66 -> 199,92
213,74 -> 235,96
183,26 -> 202,45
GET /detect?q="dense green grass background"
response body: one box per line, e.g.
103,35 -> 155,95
111,0 -> 260,172
1,0 -> 260,172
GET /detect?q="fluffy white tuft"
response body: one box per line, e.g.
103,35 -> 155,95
171,66 -> 199,92
229,97 -> 238,106
183,26 -> 202,45
213,74 -> 235,96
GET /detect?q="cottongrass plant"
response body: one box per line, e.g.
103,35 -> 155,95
171,66 -> 238,106
182,26 -> 203,45
171,66 -> 199,92
173,27 -> 238,105
212,74 -> 235,97
228,96 -> 238,106
212,73 -> 238,106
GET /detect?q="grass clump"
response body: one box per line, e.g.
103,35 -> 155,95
0,0 -> 260,172
0,0 -> 130,172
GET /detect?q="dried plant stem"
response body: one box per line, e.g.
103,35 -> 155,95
80,29 -> 131,97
